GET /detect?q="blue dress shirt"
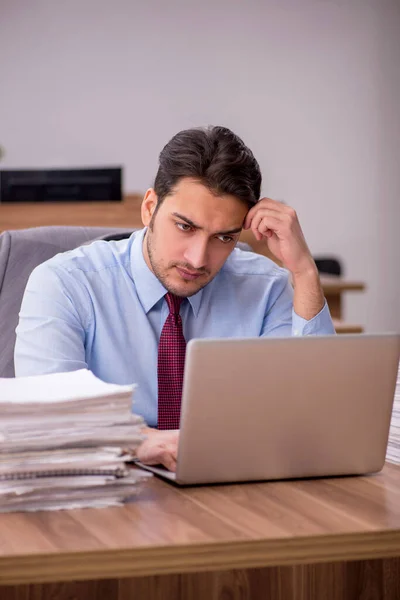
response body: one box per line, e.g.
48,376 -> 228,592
14,228 -> 335,427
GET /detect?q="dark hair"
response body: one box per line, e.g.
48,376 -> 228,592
154,126 -> 261,209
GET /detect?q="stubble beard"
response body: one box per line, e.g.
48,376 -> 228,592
146,228 -> 213,298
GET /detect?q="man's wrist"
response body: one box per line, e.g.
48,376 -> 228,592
290,259 -> 319,286
291,262 -> 325,320
141,426 -> 156,435
290,255 -> 319,285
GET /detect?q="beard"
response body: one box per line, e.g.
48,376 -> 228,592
146,224 -> 213,298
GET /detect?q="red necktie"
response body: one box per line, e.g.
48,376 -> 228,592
157,293 -> 186,430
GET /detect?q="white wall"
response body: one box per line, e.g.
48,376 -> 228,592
1,0 -> 399,331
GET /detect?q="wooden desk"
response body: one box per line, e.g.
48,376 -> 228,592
0,197 -> 366,327
1,464 -> 400,599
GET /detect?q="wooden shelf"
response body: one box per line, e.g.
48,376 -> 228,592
333,320 -> 363,334
319,275 -> 365,294
0,195 -> 143,231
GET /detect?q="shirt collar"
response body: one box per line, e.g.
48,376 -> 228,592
130,228 -> 203,316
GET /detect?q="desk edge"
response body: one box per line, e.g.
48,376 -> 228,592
1,530 -> 400,585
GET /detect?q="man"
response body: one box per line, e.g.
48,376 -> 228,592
14,126 -> 335,471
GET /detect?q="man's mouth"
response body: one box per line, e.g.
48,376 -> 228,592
175,267 -> 205,281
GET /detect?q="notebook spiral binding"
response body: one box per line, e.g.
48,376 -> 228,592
0,467 -> 129,481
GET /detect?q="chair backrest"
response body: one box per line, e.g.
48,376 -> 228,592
0,226 -> 134,378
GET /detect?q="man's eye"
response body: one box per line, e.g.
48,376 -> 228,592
176,222 -> 192,232
217,235 -> 234,244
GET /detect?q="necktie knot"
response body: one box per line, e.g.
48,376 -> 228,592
165,292 -> 183,316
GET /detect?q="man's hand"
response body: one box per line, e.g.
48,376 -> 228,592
136,429 -> 179,472
243,197 -> 316,277
244,197 -> 324,320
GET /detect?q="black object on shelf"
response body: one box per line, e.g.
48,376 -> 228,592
0,167 -> 122,203
314,257 -> 342,277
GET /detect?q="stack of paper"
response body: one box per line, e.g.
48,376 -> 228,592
0,369 -> 151,512
386,362 -> 400,464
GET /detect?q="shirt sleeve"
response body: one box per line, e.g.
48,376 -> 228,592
261,272 -> 336,337
14,263 -> 90,377
291,301 -> 336,336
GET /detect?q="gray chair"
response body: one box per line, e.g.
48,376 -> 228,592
0,226 -> 134,378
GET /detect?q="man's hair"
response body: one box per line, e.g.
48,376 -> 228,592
154,126 -> 262,209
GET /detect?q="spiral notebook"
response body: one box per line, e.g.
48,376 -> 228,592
0,369 -> 150,512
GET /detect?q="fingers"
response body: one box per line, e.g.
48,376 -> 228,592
244,198 -> 295,230
249,210 -> 282,241
154,442 -> 178,472
160,447 -> 177,472
135,432 -> 179,473
245,201 -> 299,242
135,439 -> 155,464
136,440 -> 176,466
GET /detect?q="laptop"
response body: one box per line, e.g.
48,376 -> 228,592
136,334 -> 400,485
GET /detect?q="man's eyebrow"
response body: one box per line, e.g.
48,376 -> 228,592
172,212 -> 242,236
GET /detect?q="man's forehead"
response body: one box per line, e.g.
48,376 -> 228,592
162,184 -> 248,231
168,178 -> 246,206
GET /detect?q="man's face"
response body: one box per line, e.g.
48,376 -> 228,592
141,177 -> 249,297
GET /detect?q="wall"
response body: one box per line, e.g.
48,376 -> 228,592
1,0 -> 399,331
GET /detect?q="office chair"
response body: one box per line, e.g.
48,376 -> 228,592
0,226 -> 134,377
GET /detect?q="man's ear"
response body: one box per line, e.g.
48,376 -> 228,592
141,189 -> 158,226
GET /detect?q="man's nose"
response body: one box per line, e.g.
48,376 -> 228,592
183,237 -> 208,270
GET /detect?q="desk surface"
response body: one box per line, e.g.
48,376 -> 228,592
0,463 -> 400,586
